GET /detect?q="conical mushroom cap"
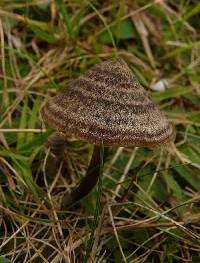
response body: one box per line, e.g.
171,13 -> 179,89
41,58 -> 173,147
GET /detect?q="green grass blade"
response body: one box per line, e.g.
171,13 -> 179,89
29,25 -> 59,43
162,171 -> 186,206
56,0 -> 75,40
152,86 -> 193,102
174,164 -> 200,191
88,1 -> 117,55
162,41 -> 200,59
84,144 -> 104,263
0,257 -> 12,263
183,2 -> 200,21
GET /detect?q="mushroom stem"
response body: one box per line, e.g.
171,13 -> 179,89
62,145 -> 108,208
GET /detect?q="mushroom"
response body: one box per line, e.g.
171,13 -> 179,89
41,58 -> 173,207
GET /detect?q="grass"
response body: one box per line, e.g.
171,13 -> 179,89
0,0 -> 200,262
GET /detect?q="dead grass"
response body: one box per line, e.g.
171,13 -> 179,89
0,0 -> 200,262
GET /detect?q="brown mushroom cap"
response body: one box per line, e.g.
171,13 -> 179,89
41,58 -> 173,147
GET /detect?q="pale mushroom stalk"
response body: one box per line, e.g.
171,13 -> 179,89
62,145 -> 109,207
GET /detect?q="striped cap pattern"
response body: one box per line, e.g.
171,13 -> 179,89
41,58 -> 173,147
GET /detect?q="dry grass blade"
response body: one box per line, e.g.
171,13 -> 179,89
111,147 -> 138,200
1,0 -> 200,261
108,204 -> 127,263
132,13 -> 156,68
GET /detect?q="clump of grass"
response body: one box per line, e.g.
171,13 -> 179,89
0,0 -> 200,262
